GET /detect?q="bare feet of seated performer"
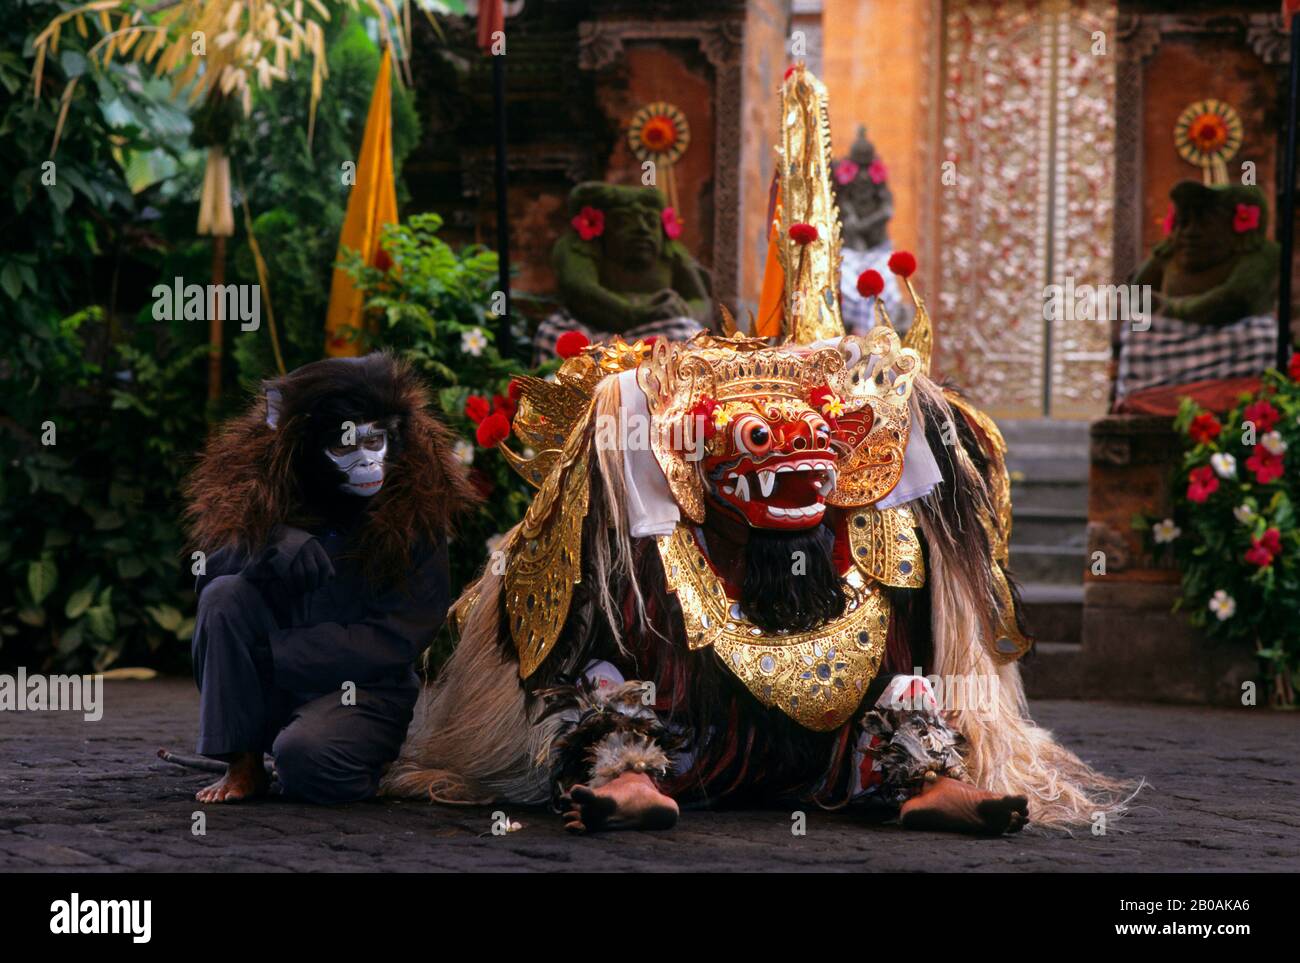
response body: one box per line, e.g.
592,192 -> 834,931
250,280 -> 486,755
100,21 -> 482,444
184,353 -> 477,804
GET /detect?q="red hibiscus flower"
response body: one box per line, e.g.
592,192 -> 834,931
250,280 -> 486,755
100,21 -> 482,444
1188,412 -> 1222,445
571,206 -> 605,241
1245,528 -> 1282,568
1244,541 -> 1274,567
661,206 -> 682,240
1186,465 -> 1219,503
690,396 -> 720,441
556,330 -> 590,359
1246,447 -> 1285,485
475,412 -> 512,448
492,393 -> 516,421
464,394 -> 491,425
789,223 -> 819,245
1233,203 -> 1261,233
1243,400 -> 1280,434
1288,352 -> 1300,382
856,269 -> 884,298
1259,528 -> 1282,556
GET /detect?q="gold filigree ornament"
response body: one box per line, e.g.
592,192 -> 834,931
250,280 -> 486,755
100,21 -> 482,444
776,64 -> 845,344
657,524 -> 889,731
824,327 -> 921,507
846,505 -> 925,589
637,334 -> 846,523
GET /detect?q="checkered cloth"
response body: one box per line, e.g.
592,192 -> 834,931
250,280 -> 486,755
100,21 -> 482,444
840,243 -> 914,336
532,309 -> 705,365
1116,312 -> 1277,401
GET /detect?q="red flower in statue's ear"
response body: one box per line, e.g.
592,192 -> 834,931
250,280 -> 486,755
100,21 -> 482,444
661,206 -> 683,240
856,269 -> 884,298
789,223 -> 818,245
1289,352 -> 1300,382
1161,202 -> 1176,236
556,330 -> 590,358
1187,412 -> 1222,445
571,206 -> 605,241
809,385 -> 844,425
690,396 -> 720,441
1232,203 -> 1261,234
1186,464 -> 1219,503
464,394 -> 491,425
867,158 -> 888,185
888,250 -> 917,277
475,412 -> 512,448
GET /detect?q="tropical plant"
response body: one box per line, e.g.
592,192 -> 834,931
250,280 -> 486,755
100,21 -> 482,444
1137,360 -> 1300,707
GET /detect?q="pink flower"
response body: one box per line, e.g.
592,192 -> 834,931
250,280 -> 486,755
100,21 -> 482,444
833,160 -> 860,185
571,206 -> 604,241
1233,203 -> 1260,233
1186,465 -> 1219,503
661,206 -> 682,240
867,158 -> 888,184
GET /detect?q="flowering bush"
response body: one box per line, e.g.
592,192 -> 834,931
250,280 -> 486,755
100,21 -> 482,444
1139,366 -> 1300,706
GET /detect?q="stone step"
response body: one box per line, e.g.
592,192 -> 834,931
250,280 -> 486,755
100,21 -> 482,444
1005,450 -> 1090,481
1010,480 -> 1089,513
1010,506 -> 1088,548
1007,543 -> 1087,584
1020,641 -> 1084,700
1018,582 -> 1083,645
997,418 -> 1091,445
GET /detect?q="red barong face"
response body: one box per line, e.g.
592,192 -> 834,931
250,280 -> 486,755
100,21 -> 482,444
700,400 -> 838,530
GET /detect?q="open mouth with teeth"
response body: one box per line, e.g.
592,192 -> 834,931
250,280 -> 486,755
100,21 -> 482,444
710,453 -> 838,529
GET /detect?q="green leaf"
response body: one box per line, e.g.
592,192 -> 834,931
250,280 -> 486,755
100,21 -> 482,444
27,557 -> 57,606
17,608 -> 46,628
145,604 -> 183,633
116,556 -> 147,579
84,604 -> 116,643
64,578 -> 100,620
0,262 -> 22,300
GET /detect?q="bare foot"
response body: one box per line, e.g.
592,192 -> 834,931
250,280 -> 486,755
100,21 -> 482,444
899,775 -> 1028,836
560,771 -> 679,833
195,752 -> 268,804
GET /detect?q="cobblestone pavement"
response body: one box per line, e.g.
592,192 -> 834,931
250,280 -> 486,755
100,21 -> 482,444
1,679 -> 1297,872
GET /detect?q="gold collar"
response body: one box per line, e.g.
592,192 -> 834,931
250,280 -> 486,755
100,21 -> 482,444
656,523 -> 889,732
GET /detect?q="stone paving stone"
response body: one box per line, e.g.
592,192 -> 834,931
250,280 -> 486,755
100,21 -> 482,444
0,679 -> 1297,872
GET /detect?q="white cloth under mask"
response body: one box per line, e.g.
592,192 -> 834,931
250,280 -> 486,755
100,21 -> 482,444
617,368 -> 682,538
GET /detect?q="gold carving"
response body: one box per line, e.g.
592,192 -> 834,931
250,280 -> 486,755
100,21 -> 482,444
657,524 -> 888,732
846,505 -> 926,589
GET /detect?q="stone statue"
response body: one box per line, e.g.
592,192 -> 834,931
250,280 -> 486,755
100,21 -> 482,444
1116,181 -> 1279,404
534,183 -> 711,362
1133,182 -> 1279,326
833,127 -> 913,334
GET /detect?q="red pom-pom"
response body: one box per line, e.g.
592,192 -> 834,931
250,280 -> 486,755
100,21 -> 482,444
888,250 -> 917,278
556,330 -> 591,359
789,223 -> 819,245
689,396 -> 719,441
507,378 -> 523,402
856,269 -> 885,298
475,412 -> 511,448
492,393 -> 516,420
464,394 -> 491,425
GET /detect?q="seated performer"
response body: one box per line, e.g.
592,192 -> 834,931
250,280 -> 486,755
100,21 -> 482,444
385,67 -> 1131,835
183,353 -> 477,803
533,182 -> 713,364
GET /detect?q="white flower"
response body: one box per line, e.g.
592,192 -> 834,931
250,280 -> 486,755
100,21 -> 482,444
460,328 -> 488,356
1208,590 -> 1236,621
1152,518 -> 1181,544
1262,431 -> 1288,456
1233,504 -> 1256,525
1210,452 -> 1237,479
453,439 -> 474,466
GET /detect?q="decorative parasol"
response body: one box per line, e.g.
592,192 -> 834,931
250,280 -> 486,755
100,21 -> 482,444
1174,99 -> 1243,186
628,101 -> 690,213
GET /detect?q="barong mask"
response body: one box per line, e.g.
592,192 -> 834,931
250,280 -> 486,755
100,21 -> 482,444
324,422 -> 388,497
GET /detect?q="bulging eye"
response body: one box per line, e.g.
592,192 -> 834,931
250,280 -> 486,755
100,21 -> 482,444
733,415 -> 773,457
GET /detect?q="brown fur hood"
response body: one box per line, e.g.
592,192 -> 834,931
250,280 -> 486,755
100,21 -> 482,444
184,351 -> 480,581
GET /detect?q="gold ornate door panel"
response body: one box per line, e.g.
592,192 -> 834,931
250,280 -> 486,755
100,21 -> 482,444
935,0 -> 1115,419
